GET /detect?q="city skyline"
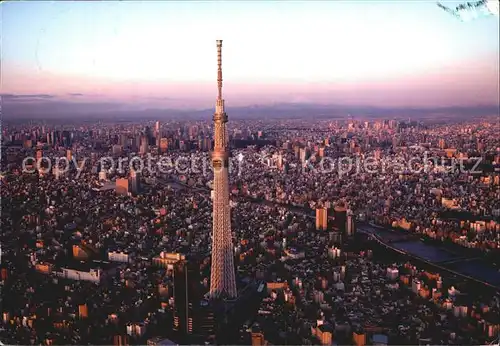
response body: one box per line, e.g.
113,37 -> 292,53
2,1 -> 499,114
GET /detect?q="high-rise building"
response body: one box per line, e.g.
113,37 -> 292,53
209,40 -> 237,299
202,137 -> 212,152
318,147 -> 325,158
333,202 -> 347,235
78,304 -> 88,319
439,138 -> 446,149
120,134 -> 128,147
112,145 -> 123,155
36,149 -> 43,161
134,135 -> 141,151
196,301 -> 216,341
130,170 -> 141,195
173,260 -> 200,336
160,138 -> 168,153
251,330 -> 266,346
62,131 -> 72,147
299,148 -> 310,162
316,207 -> 328,230
72,245 -> 90,260
353,329 -> 366,346
113,335 -> 129,346
140,136 -> 149,155
116,178 -> 129,195
145,126 -> 154,145
276,153 -> 283,169
346,209 -> 355,236
170,257 -> 217,343
179,140 -> 187,151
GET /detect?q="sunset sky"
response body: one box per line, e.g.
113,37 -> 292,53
2,1 -> 499,111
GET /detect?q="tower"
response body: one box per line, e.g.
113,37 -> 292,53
209,40 -> 237,299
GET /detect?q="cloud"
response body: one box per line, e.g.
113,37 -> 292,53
1,93 -> 56,101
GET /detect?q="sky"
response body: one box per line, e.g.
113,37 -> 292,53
2,0 -> 499,112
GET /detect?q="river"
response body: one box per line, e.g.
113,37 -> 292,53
162,179 -> 500,289
357,223 -> 500,289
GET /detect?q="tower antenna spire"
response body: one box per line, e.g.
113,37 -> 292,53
217,39 -> 223,100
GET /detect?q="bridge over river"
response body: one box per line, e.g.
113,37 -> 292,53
357,223 -> 500,290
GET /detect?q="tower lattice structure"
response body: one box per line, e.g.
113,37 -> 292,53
209,40 -> 237,299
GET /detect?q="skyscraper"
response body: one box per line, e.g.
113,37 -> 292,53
346,209 -> 355,237
334,201 -> 347,235
130,170 -> 141,195
209,40 -> 237,299
159,138 -> 168,153
145,126 -> 154,146
115,178 -> 129,195
139,136 -> 149,155
173,260 -> 199,336
316,207 -> 328,230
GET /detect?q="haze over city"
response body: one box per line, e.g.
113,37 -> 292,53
2,0 -> 499,115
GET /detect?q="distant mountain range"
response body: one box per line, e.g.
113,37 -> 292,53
2,98 -> 498,121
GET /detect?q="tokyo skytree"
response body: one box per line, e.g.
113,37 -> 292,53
209,40 -> 237,299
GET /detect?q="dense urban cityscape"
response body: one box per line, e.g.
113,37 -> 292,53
2,104 -> 500,344
2,1 -> 500,345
